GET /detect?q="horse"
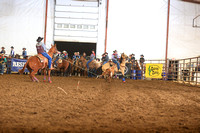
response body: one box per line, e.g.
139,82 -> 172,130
19,44 -> 57,83
55,58 -> 73,76
101,53 -> 128,82
76,56 -> 101,77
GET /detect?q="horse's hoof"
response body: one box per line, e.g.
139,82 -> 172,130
49,81 -> 52,83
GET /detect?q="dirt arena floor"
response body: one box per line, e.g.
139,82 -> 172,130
0,74 -> 200,133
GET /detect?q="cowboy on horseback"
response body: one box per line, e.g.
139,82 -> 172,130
53,51 -> 61,68
61,50 -> 68,59
87,49 -> 95,70
102,52 -> 109,65
36,36 -> 53,69
112,50 -> 120,71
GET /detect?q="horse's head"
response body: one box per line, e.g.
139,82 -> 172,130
48,44 -> 57,56
121,53 -> 128,60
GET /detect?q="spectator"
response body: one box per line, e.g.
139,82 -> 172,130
140,54 -> 145,70
0,53 -> 7,75
10,46 -> 15,58
0,47 -> 6,54
22,48 -> 27,59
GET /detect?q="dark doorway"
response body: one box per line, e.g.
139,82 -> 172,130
55,41 -> 96,58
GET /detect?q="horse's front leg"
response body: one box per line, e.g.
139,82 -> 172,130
48,69 -> 52,83
43,69 -> 46,82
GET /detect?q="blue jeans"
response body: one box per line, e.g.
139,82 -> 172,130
103,61 -> 108,65
113,60 -> 120,70
87,59 -> 93,69
54,58 -> 59,66
42,52 -> 52,69
0,64 -> 5,74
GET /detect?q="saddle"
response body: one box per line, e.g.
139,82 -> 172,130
36,54 -> 48,69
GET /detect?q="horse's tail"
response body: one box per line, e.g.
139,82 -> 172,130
19,59 -> 29,74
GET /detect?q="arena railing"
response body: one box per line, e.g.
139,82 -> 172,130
137,57 -> 200,86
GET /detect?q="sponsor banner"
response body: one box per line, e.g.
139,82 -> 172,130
11,58 -> 29,73
145,64 -> 163,79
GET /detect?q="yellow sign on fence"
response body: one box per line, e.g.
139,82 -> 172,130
145,64 -> 163,79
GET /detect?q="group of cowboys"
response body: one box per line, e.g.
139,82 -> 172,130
0,36 -> 145,75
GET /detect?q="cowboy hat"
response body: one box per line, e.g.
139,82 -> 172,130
1,47 -> 5,49
36,36 -> 43,42
11,46 -> 14,48
22,48 -> 26,50
130,53 -> 135,56
63,50 -> 67,53
104,52 -> 108,55
140,54 -> 144,57
113,50 -> 117,53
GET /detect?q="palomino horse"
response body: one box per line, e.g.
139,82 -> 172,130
19,44 -> 57,83
101,53 -> 128,82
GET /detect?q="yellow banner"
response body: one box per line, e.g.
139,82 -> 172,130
145,64 -> 163,79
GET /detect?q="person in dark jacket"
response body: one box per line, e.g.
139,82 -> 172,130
10,46 -> 15,58
36,36 -> 53,69
102,52 -> 109,65
22,48 -> 27,59
140,54 -> 145,70
0,47 -> 6,54
0,53 -> 7,75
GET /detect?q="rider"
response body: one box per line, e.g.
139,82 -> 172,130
76,52 -> 80,59
82,52 -> 87,59
112,50 -> 120,71
61,50 -> 68,59
102,52 -> 109,65
53,51 -> 61,68
36,36 -> 53,69
86,49 -> 95,70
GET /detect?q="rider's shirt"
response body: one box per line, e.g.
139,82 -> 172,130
112,53 -> 119,61
36,42 -> 45,54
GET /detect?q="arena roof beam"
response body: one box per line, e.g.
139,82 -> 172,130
180,0 -> 200,4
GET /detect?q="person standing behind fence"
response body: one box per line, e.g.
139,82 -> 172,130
0,47 -> 6,54
10,46 -> 15,58
22,48 -> 27,59
139,54 -> 145,70
0,53 -> 7,75
86,50 -> 95,71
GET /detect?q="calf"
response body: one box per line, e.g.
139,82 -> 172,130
101,66 -> 115,82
